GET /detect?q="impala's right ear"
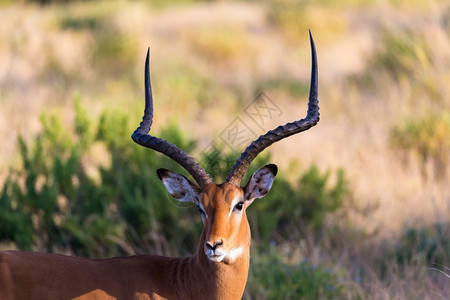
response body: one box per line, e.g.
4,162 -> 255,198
244,164 -> 278,205
157,169 -> 201,203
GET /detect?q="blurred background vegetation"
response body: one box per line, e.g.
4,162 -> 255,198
0,0 -> 449,299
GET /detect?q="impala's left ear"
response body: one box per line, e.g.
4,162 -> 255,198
243,164 -> 278,205
157,169 -> 201,203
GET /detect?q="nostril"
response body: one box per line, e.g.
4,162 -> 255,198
206,240 -> 223,251
205,242 -> 214,250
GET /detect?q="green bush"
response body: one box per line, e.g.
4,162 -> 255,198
0,178 -> 34,249
246,246 -> 345,300
367,222 -> 450,291
393,222 -> 449,267
0,100 -> 126,256
390,111 -> 450,180
247,164 -> 350,256
60,14 -> 103,31
0,99 -> 194,256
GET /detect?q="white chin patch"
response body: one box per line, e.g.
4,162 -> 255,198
207,253 -> 227,262
205,248 -> 226,262
225,247 -> 243,262
205,247 -> 243,263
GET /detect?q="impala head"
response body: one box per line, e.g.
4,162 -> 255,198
156,164 -> 277,263
132,31 -> 319,264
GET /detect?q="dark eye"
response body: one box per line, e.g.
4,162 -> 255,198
234,202 -> 244,211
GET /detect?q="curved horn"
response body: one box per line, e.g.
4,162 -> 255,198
226,31 -> 319,187
131,49 -> 213,189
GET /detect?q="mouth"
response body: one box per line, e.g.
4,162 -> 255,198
205,250 -> 227,262
207,253 -> 226,262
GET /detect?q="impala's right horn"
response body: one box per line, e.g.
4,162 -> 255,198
226,31 -> 319,187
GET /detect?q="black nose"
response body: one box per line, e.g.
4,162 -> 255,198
206,240 -> 223,251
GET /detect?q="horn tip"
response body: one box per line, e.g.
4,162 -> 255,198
308,30 -> 316,47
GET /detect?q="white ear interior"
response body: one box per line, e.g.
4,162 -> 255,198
159,170 -> 199,203
244,164 -> 277,203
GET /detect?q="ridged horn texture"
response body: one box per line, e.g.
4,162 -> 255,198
131,48 -> 213,189
226,31 -> 320,187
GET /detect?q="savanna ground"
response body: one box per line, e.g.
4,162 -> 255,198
0,0 -> 449,299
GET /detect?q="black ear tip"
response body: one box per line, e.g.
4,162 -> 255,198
266,164 -> 278,176
156,168 -> 169,180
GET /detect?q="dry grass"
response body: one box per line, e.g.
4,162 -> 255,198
0,0 -> 449,298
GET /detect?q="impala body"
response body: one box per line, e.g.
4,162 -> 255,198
0,32 -> 319,300
0,185 -> 253,299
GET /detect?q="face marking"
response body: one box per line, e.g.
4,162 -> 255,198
205,246 -> 244,263
229,196 -> 243,217
198,202 -> 208,219
225,247 -> 244,262
205,249 -> 227,262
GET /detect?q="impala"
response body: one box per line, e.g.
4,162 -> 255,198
0,32 -> 319,300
